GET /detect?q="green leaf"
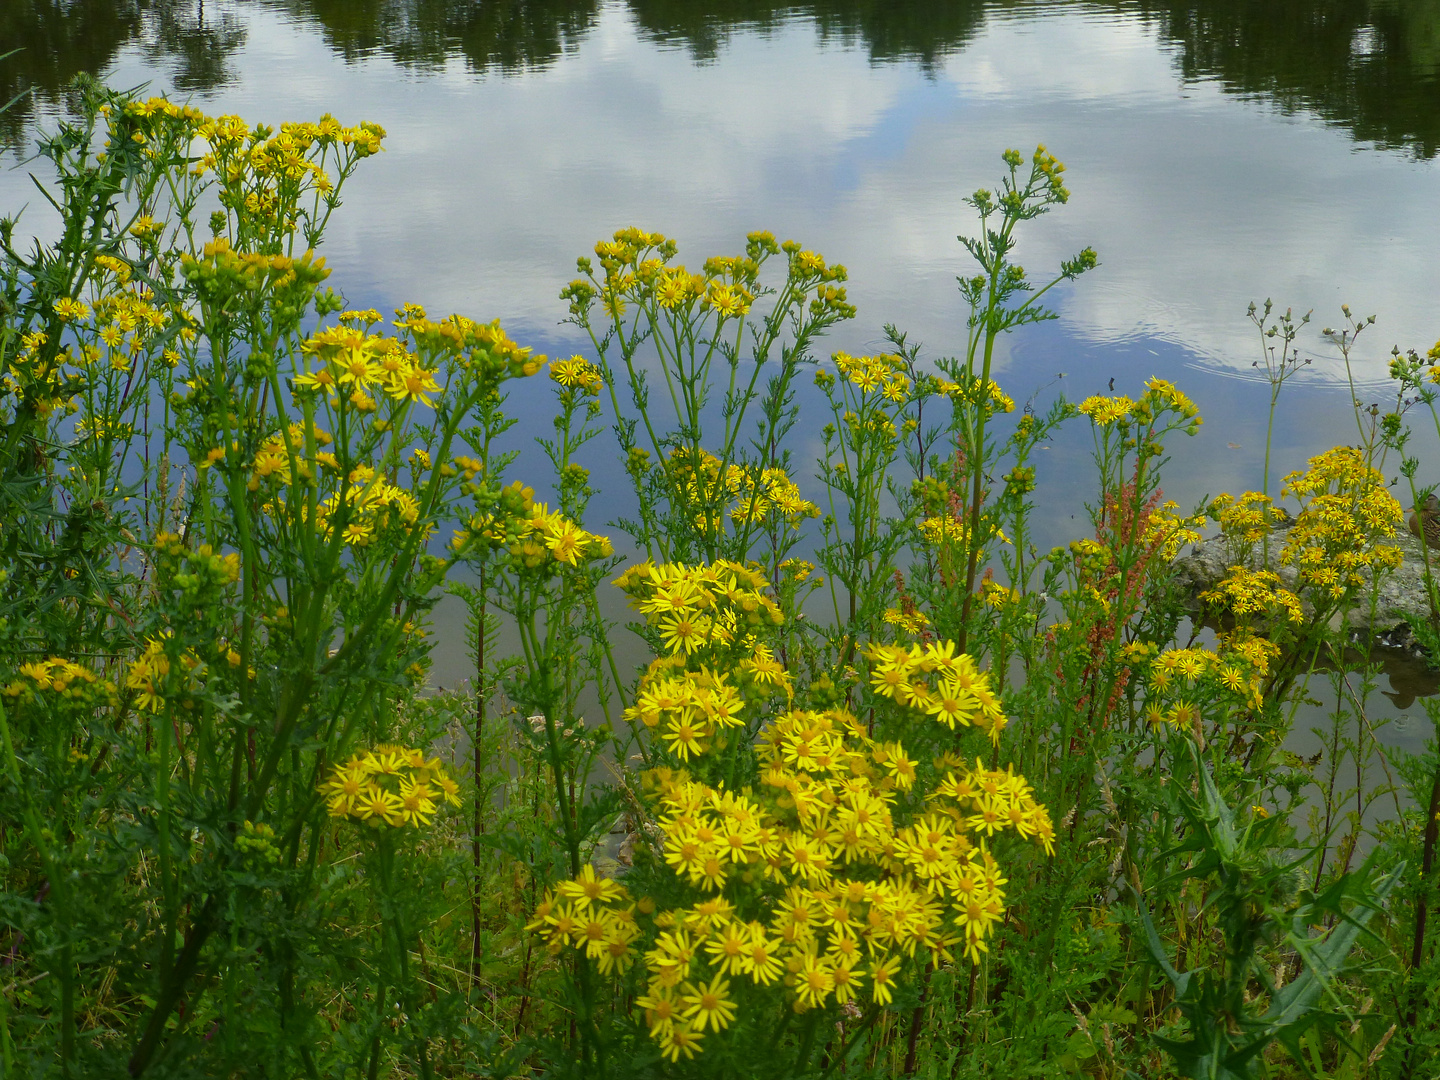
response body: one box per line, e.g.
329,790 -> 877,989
1134,892 -> 1190,996
1264,864 -> 1402,1031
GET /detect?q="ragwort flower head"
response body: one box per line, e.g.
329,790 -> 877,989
321,744 -> 459,829
1208,491 -> 1284,545
1279,447 -> 1402,599
863,641 -> 1008,743
530,631 -> 1049,1061
1200,566 -> 1304,626
616,560 -> 784,667
549,355 -> 604,393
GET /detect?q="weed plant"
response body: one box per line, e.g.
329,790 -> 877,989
2,84 -> 1439,1080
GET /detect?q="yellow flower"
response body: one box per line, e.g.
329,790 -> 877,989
396,777 -> 437,826
354,786 -> 403,826
1169,701 -> 1201,732
743,927 -> 785,984
549,355 -> 603,391
557,865 -> 627,910
386,364 -> 442,406
334,345 -> 379,386
794,952 -> 834,1008
657,1022 -> 704,1062
293,367 -> 335,391
740,645 -> 787,688
681,973 -> 736,1032
928,686 -> 979,729
322,765 -> 368,816
785,834 -> 833,884
830,958 -> 863,1004
658,613 -> 707,656
704,921 -> 751,976
544,520 -> 590,564
869,954 -> 901,1005
1218,665 -> 1245,693
704,282 -> 752,318
954,895 -> 1003,963
884,746 -> 917,789
662,718 -> 707,762
870,658 -> 911,699
636,986 -> 682,1038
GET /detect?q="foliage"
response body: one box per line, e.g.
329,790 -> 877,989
0,84 -> 1434,1080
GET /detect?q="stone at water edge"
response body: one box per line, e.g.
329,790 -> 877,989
1171,524 -> 1440,651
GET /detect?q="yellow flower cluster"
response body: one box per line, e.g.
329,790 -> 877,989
1147,647 -> 1216,689
658,450 -> 818,537
729,466 -> 820,530
309,466 -> 422,547
1132,638 -> 1276,728
3,281 -> 179,421
296,323 -> 438,408
934,375 -> 1015,415
1200,566 -> 1304,625
1279,447 -> 1402,599
124,95 -> 388,219
0,329 -> 67,419
3,657 -> 118,710
1138,502 -> 1205,562
1208,491 -> 1284,544
238,436 -> 420,547
918,515 -> 967,546
615,561 -> 785,661
1077,394 -> 1134,427
113,95 -> 207,133
561,228 -> 852,328
321,744 -> 460,828
395,307 -> 543,375
1078,377 -> 1201,433
195,310 -> 546,550
530,706 -> 1050,1061
624,661 -> 760,761
864,642 -> 1007,740
918,515 -> 1009,550
883,607 -> 930,634
982,581 -> 1022,610
124,633 -> 199,714
525,865 -> 639,969
549,355 -> 604,392
1028,142 -> 1071,201
290,310 -> 541,410
91,287 -> 174,371
1141,377 -> 1201,421
509,501 -> 613,570
831,352 -> 911,402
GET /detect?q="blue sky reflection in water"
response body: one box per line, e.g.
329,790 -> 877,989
3,0 -> 1440,727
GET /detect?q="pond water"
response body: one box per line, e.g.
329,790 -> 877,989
4,0 -> 1440,745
